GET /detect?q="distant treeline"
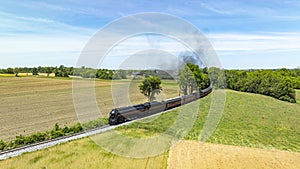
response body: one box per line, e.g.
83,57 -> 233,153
219,68 -> 299,103
0,65 -> 74,77
0,65 -> 299,102
0,65 -> 175,79
74,67 -> 175,79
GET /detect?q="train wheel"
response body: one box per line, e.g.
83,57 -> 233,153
117,115 -> 124,124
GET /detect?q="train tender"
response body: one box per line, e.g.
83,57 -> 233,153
109,85 -> 212,125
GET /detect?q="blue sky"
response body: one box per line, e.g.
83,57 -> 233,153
0,0 -> 300,69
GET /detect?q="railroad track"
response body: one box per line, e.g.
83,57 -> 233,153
0,112 -> 166,160
0,124 -> 112,160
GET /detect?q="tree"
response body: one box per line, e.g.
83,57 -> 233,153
179,64 -> 196,95
32,67 -> 39,75
23,67 -> 29,76
37,66 -> 42,73
139,76 -> 162,101
96,69 -> 113,79
178,63 -> 210,95
14,67 -> 20,77
208,67 -> 226,88
6,68 -> 14,74
45,67 -> 53,77
54,65 -> 70,77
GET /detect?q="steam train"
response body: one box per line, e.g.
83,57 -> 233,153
109,85 -> 212,125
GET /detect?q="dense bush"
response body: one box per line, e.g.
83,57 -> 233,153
82,118 -> 108,129
0,140 -> 6,151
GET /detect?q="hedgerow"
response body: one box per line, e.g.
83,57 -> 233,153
0,118 -> 108,151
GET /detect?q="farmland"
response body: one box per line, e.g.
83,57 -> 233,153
168,141 -> 300,169
0,77 -> 179,141
1,88 -> 300,168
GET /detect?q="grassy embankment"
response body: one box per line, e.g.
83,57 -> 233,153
0,138 -> 168,169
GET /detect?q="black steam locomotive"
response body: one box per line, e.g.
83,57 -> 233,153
109,86 -> 212,125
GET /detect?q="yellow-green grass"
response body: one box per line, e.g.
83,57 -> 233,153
296,89 -> 300,105
18,73 -> 33,77
207,90 -> 300,152
0,77 -> 179,141
37,73 -> 55,77
0,74 -> 15,77
0,137 -> 168,169
0,73 -> 33,77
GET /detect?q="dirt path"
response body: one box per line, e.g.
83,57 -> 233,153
168,141 -> 300,169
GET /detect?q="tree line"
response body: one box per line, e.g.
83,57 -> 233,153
0,65 -> 175,79
224,68 -> 299,103
0,66 -> 74,77
178,64 -> 299,103
1,64 -> 298,103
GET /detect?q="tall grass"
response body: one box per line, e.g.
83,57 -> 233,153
0,138 -> 168,169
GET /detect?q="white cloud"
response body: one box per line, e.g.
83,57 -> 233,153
206,32 -> 300,69
199,2 -> 233,15
0,34 -> 91,68
0,35 -> 89,53
208,32 -> 300,52
0,11 -> 96,36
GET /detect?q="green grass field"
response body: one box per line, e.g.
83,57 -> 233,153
207,90 -> 300,151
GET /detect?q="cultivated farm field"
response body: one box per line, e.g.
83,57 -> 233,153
0,77 -> 179,141
168,141 -> 300,169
